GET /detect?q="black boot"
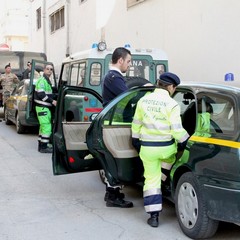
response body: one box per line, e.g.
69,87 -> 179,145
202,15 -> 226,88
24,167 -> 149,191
147,212 -> 159,227
105,187 -> 133,208
39,143 -> 53,153
104,189 -> 125,201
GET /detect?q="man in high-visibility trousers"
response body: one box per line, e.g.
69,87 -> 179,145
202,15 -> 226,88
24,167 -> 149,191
34,64 -> 57,153
131,72 -> 189,227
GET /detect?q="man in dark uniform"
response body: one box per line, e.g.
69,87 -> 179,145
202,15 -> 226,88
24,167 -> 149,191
0,63 -> 19,106
101,47 -> 133,208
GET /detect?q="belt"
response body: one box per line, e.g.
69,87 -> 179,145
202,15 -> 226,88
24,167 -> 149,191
140,139 -> 175,147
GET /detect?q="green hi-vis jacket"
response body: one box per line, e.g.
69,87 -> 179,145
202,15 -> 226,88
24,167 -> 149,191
34,75 -> 54,108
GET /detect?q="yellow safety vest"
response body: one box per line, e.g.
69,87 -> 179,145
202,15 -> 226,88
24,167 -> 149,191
132,88 -> 189,146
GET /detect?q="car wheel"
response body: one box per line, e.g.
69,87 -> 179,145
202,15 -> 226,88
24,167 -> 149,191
4,107 -> 12,125
125,77 -> 151,89
16,113 -> 25,134
175,172 -> 219,239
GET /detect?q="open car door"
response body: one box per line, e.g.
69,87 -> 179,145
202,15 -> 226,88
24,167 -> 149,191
52,85 -> 103,175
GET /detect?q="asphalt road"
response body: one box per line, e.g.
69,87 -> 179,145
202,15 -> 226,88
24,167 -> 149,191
0,108 -> 239,240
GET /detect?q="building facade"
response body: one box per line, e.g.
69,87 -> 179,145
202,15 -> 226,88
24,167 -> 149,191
2,0 -> 240,86
0,0 -> 30,50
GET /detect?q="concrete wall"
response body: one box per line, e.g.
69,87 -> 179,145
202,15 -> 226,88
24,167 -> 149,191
28,0 -> 240,87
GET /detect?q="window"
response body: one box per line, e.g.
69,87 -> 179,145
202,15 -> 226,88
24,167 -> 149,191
69,62 -> 86,86
61,63 -> 71,83
70,64 -> 79,86
157,64 -> 166,77
126,59 -> 150,80
36,7 -> 41,29
90,63 -> 101,86
127,0 -> 145,8
50,7 -> 65,33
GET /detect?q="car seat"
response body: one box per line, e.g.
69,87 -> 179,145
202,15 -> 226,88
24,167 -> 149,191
182,101 -> 197,136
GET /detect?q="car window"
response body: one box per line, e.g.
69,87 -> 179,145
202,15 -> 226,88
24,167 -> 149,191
103,89 -> 153,125
196,93 -> 236,136
174,91 -> 195,114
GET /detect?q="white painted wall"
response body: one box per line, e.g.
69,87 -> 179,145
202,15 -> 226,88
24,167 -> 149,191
0,0 -> 29,50
27,0 -> 240,87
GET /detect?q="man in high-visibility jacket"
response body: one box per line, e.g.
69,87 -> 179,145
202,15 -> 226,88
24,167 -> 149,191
131,72 -> 189,227
194,97 -> 213,137
34,64 -> 57,153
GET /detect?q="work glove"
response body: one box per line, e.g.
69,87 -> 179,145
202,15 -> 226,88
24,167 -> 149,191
132,137 -> 141,153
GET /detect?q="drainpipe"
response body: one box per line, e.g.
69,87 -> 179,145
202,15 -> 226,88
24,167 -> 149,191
43,0 -> 47,54
65,0 -> 70,57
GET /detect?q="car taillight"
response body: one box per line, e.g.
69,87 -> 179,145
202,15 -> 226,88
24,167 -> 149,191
69,156 -> 75,163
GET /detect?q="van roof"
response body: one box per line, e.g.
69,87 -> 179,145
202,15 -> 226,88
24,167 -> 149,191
62,47 -> 168,63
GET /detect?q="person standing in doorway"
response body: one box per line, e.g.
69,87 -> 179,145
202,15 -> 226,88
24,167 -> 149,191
23,61 -> 40,80
0,63 -> 19,105
101,47 -> 133,208
34,64 -> 57,153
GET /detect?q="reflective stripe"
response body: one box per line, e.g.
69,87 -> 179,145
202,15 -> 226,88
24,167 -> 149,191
141,133 -> 172,141
42,134 -> 51,138
141,139 -> 174,147
36,90 -> 52,94
132,119 -> 142,125
34,99 -> 52,107
145,203 -> 162,212
144,188 -> 163,213
144,188 -> 161,197
171,123 -> 184,130
179,132 -> 190,142
41,135 -> 50,143
42,96 -> 48,101
132,132 -> 140,138
161,173 -> 167,181
144,122 -> 170,131
162,162 -> 173,170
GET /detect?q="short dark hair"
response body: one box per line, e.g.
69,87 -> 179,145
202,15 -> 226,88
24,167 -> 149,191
5,63 -> 10,69
156,80 -> 171,90
112,47 -> 131,64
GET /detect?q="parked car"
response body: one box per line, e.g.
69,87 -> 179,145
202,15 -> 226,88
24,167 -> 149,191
52,83 -> 240,239
4,79 -> 39,133
4,59 -> 58,134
